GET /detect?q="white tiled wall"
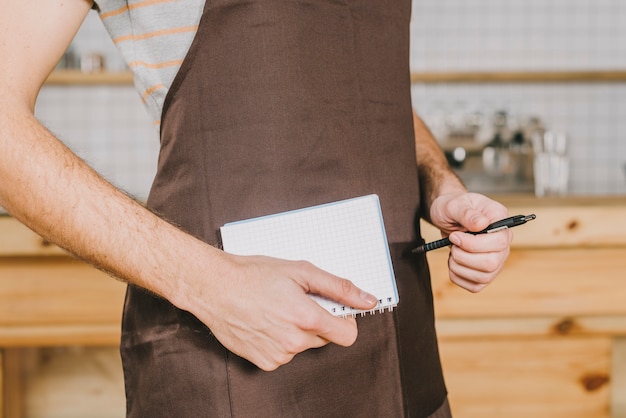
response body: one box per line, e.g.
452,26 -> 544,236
35,86 -> 159,201
411,83 -> 626,195
410,0 -> 626,195
32,3 -> 626,200
35,12 -> 159,202
410,0 -> 626,72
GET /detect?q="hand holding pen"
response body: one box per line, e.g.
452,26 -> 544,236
413,214 -> 536,254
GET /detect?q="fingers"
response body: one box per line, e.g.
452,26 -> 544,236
294,261 -> 378,311
449,227 -> 513,253
252,319 -> 355,371
253,305 -> 358,371
430,192 -> 513,293
293,308 -> 359,348
432,192 -> 509,234
290,262 -> 375,346
447,229 -> 512,292
282,261 -> 373,348
246,259 -> 369,368
447,250 -> 508,293
313,312 -> 360,348
457,197 -> 508,233
447,202 -> 491,232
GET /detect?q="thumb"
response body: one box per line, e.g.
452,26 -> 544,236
440,194 -> 492,233
459,208 -> 491,233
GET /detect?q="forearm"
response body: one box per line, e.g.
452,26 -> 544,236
413,112 -> 466,222
0,101 -> 226,309
0,0 -> 378,371
0,102 -> 381,370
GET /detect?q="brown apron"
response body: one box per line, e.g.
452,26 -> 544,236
120,0 -> 449,416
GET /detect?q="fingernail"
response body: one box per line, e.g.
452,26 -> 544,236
449,233 -> 461,246
361,291 -> 378,307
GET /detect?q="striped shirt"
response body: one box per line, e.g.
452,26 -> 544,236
93,0 -> 205,126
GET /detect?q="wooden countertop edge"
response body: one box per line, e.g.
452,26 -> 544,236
436,315 -> 626,340
410,70 -> 626,83
2,315 -> 625,347
0,217 -> 68,257
0,324 -> 121,347
489,194 -> 626,207
2,195 -> 626,255
420,195 -> 626,248
45,70 -> 626,86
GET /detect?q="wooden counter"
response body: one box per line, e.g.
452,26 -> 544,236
0,218 -> 127,418
422,196 -> 626,418
0,218 -> 125,347
1,196 -> 626,417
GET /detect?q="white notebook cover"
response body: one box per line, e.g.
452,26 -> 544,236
219,194 -> 398,317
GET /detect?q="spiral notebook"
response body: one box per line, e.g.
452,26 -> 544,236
219,194 -> 398,317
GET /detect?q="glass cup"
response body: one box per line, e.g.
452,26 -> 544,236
532,131 -> 569,197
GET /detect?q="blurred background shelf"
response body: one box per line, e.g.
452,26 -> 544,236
410,70 -> 626,84
45,70 -> 626,86
45,70 -> 133,85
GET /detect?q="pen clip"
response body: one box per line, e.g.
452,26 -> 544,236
486,225 -> 508,233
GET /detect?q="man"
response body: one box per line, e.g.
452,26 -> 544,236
0,1 -> 511,416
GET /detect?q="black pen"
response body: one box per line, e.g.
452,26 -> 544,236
412,214 -> 536,254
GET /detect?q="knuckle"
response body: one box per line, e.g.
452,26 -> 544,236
282,335 -> 309,354
296,313 -> 321,332
334,321 -> 358,347
496,233 -> 512,250
344,325 -> 358,346
339,277 -> 354,296
294,259 -> 315,272
274,352 -> 294,367
481,257 -> 500,273
258,364 -> 273,372
467,282 -> 488,293
258,358 -> 279,372
475,273 -> 496,285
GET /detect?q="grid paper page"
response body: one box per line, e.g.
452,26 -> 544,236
220,195 -> 398,317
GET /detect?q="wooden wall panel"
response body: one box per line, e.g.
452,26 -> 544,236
0,258 -> 125,327
613,338 -> 626,417
0,219 -> 65,257
2,201 -> 625,416
23,347 -> 125,418
0,350 -> 3,418
0,258 -> 125,346
428,248 -> 626,318
439,337 -> 611,418
420,201 -> 626,249
2,349 -> 25,418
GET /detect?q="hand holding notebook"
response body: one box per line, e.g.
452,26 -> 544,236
220,195 -> 398,317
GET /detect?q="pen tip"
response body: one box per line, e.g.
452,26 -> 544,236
525,214 -> 537,221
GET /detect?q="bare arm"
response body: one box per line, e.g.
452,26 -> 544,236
0,0 -> 376,371
413,112 -> 466,222
413,112 -> 512,292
